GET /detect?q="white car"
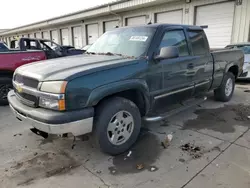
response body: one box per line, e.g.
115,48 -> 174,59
226,43 -> 250,79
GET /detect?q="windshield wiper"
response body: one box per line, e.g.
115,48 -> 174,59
96,52 -> 115,56
86,51 -> 96,55
98,52 -> 128,57
87,51 -> 136,59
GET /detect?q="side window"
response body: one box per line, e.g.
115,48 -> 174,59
159,30 -> 189,57
188,31 -> 208,55
30,41 -> 37,48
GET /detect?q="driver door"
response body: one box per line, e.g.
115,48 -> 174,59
153,29 -> 195,108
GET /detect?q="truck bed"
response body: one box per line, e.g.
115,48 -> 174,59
211,49 -> 244,89
0,50 -> 46,72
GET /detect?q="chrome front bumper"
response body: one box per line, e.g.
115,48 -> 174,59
8,90 -> 94,136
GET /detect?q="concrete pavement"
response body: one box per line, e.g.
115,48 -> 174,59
0,84 -> 250,188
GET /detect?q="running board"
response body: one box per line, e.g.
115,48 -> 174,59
143,96 -> 207,122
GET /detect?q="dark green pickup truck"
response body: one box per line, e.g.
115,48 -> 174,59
8,24 -> 243,155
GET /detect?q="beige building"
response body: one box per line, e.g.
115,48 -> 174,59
0,0 -> 250,48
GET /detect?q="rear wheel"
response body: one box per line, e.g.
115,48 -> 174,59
214,72 -> 235,102
93,97 -> 141,155
0,77 -> 12,105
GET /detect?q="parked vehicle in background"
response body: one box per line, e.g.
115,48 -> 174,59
226,43 -> 250,79
81,44 -> 92,53
8,24 -> 243,155
0,42 -> 9,52
0,50 -> 46,104
11,38 -> 84,59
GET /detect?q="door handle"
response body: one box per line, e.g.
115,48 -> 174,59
187,63 -> 194,69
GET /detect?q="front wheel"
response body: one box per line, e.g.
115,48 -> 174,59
0,78 -> 12,105
214,72 -> 235,102
93,97 -> 141,155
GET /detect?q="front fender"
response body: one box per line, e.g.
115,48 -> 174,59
86,79 -> 150,112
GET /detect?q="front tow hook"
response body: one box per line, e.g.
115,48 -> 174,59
30,128 -> 48,139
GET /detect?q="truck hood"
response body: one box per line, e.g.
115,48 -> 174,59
15,54 -> 136,81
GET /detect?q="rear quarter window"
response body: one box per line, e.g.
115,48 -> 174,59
188,31 -> 208,56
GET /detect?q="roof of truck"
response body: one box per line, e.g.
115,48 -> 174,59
119,23 -> 203,30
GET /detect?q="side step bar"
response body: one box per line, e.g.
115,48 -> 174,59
143,96 -> 207,122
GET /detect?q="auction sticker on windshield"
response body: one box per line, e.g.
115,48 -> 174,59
129,36 -> 148,42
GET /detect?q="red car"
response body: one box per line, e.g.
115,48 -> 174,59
0,49 -> 46,104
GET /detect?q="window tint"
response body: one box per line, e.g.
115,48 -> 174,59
188,31 -> 208,55
159,30 -> 189,57
0,42 -> 8,51
24,40 -> 38,50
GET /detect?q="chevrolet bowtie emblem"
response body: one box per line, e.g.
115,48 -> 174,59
16,83 -> 24,93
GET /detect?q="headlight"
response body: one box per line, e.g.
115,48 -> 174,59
39,97 -> 65,110
39,81 -> 67,111
40,81 -> 67,94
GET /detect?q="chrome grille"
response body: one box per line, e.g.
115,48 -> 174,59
14,74 -> 39,107
14,88 -> 39,107
14,74 -> 39,88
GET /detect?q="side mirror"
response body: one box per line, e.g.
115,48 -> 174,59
155,46 -> 179,60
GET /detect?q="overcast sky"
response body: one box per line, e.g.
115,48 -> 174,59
0,0 -> 113,29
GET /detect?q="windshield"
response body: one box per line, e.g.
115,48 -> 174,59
87,27 -> 156,58
42,41 -> 60,49
226,45 -> 250,54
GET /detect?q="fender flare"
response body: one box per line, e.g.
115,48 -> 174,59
224,62 -> 239,75
86,79 -> 151,113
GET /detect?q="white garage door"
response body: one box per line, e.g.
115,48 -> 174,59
87,24 -> 99,45
126,16 -> 146,26
156,10 -> 183,24
104,20 -> 119,32
61,28 -> 69,45
196,2 -> 235,48
42,31 -> 50,39
29,33 -> 35,38
35,32 -> 42,39
72,26 -> 83,49
51,30 -> 59,44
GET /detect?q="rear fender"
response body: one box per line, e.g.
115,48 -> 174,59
225,62 -> 238,73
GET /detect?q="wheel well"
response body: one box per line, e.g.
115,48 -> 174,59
228,65 -> 238,78
0,70 -> 14,78
96,89 -> 147,116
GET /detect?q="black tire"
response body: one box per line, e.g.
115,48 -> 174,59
0,77 -> 12,105
214,72 -> 235,102
93,97 -> 141,155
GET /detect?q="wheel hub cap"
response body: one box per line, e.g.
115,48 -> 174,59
225,78 -> 233,97
107,110 -> 134,146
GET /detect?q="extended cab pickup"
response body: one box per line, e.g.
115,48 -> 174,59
8,24 -> 244,155
0,50 -> 46,104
